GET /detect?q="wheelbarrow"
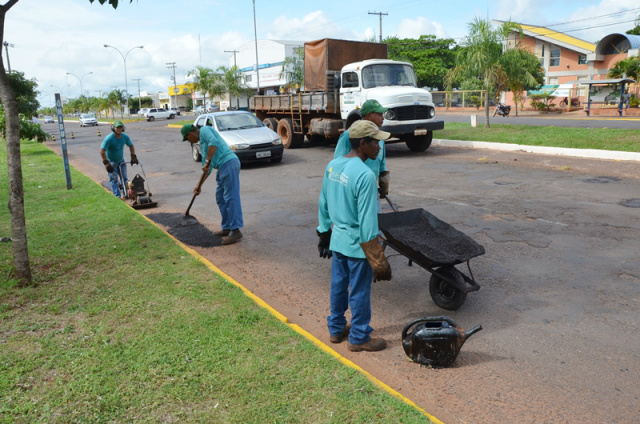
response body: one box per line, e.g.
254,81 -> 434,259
378,198 -> 485,311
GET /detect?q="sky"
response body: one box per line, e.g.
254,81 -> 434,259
5,0 -> 640,108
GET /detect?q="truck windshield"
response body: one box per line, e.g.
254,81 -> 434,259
361,64 -> 416,89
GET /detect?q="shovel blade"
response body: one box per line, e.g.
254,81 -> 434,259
181,214 -> 199,226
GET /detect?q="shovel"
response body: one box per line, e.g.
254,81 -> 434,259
384,194 -> 399,212
181,172 -> 207,226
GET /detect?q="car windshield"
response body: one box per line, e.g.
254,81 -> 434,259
81,114 -> 94,119
361,64 -> 416,89
215,113 -> 263,131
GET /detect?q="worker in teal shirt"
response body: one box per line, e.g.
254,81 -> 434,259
334,99 -> 390,209
99,120 -> 138,198
317,120 -> 392,353
181,123 -> 244,245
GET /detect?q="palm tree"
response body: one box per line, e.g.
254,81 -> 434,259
445,18 -> 521,127
500,47 -> 545,116
279,46 -> 304,91
608,57 -> 640,81
217,65 -> 253,109
188,66 -> 222,110
107,89 -> 125,118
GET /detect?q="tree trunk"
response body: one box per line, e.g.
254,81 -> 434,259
0,0 -> 32,285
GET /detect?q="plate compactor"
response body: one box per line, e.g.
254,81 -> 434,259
126,163 -> 158,210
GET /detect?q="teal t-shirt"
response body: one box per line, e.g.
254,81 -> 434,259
317,156 -> 379,258
100,132 -> 133,162
199,126 -> 237,172
334,128 -> 387,179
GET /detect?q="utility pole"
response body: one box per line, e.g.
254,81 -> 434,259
166,62 -> 177,108
225,50 -> 239,68
252,0 -> 260,94
368,11 -> 388,43
3,41 -> 14,73
133,78 -> 142,110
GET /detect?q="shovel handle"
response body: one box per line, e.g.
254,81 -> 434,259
384,195 -> 399,212
185,172 -> 207,216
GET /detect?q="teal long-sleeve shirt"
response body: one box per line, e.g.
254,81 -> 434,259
317,156 -> 379,258
199,126 -> 237,172
333,129 -> 387,179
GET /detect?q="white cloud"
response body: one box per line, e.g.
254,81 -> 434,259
267,11 -> 356,41
395,17 -> 448,39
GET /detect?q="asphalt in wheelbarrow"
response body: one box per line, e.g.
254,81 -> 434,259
378,208 -> 485,267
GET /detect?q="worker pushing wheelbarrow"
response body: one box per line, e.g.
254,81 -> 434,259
378,197 -> 485,310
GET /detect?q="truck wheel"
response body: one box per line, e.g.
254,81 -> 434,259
263,118 -> 278,131
406,131 -> 433,152
277,118 -> 303,149
429,266 -> 467,311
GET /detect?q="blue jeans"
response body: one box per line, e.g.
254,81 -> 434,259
215,158 -> 243,230
108,160 -> 127,197
328,252 -> 373,345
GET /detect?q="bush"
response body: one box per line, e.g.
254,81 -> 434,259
630,95 -> 639,108
528,93 -> 556,112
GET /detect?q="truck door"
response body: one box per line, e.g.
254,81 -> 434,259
340,71 -> 360,119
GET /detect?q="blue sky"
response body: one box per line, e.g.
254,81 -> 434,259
5,0 -> 640,107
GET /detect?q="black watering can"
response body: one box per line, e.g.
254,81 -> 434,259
402,316 -> 482,367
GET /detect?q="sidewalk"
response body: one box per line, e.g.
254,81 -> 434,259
433,138 -> 640,162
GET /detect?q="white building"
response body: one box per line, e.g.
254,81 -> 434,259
235,39 -> 303,94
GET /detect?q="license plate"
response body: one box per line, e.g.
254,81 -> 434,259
256,151 -> 271,158
414,129 -> 427,136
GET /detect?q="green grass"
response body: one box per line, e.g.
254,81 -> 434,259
439,122 -> 640,152
0,140 -> 431,423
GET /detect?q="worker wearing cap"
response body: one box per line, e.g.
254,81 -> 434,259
334,99 -> 390,212
99,120 -> 138,198
317,119 -> 392,352
181,123 -> 244,245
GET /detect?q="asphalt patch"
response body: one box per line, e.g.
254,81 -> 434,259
619,199 -> 640,208
582,176 -> 621,184
146,212 -> 222,247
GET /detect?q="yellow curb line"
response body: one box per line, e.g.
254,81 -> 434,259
135,211 -> 444,424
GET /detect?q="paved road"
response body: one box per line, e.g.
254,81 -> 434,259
44,118 -> 640,423
437,108 -> 640,128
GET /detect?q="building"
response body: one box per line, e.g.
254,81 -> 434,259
497,21 -> 640,112
235,39 -> 303,94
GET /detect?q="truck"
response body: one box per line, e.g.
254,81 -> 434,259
250,38 -> 444,151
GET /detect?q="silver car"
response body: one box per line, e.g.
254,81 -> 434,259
191,111 -> 283,164
79,113 -> 98,127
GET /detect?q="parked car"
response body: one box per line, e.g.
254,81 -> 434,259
79,113 -> 98,127
190,111 -> 283,164
144,108 -> 175,121
43,115 -> 55,124
169,107 -> 181,116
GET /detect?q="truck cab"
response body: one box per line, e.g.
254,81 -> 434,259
340,59 -> 443,152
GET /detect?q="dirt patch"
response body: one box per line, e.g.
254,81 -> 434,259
146,212 -> 222,248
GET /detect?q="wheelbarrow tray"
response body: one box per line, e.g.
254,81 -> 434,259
378,208 -> 485,268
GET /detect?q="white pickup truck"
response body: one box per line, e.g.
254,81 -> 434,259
144,108 -> 175,121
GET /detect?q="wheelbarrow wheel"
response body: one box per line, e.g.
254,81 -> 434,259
429,266 -> 467,311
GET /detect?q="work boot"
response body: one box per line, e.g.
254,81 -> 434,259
347,337 -> 386,352
214,229 -> 230,237
329,323 -> 351,344
221,229 -> 243,245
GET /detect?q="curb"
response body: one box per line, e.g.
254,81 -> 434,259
433,139 -> 640,162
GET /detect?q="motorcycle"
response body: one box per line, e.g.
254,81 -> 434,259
559,97 -> 580,107
493,103 -> 511,117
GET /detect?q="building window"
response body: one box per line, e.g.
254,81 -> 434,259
548,77 -> 558,84
550,46 -> 560,67
578,54 -> 587,65
245,75 -> 252,82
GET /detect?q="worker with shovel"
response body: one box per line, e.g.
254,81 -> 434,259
99,120 -> 138,198
181,123 -> 243,245
317,119 -> 392,352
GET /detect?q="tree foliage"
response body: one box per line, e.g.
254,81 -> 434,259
445,18 -> 523,127
386,35 -> 458,90
279,46 -> 304,90
4,71 -> 39,116
217,65 -> 253,108
608,57 -> 640,81
626,15 -> 640,36
500,47 -> 545,115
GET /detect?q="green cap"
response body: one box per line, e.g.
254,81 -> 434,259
113,120 -> 124,128
181,124 -> 196,141
360,99 -> 388,116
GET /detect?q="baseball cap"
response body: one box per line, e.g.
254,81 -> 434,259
113,120 -> 124,128
349,119 -> 390,141
359,99 -> 388,116
181,124 -> 196,141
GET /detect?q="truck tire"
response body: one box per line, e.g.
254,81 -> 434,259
277,118 -> 303,149
405,131 -> 433,152
263,118 -> 278,131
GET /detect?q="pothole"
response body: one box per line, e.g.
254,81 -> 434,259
619,199 -> 640,208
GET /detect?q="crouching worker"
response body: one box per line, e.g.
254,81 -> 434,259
316,120 -> 392,352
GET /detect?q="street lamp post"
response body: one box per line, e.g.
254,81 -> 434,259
66,71 -> 93,98
104,44 -> 144,115
252,0 -> 260,94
